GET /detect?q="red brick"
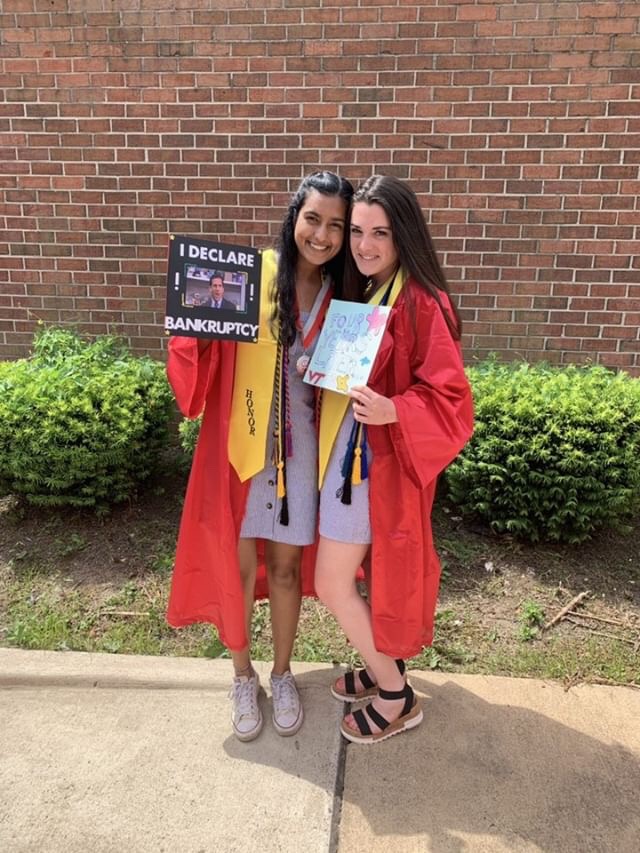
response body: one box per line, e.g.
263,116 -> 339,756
0,4 -> 634,375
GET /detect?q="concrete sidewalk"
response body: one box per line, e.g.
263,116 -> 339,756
1,649 -> 639,853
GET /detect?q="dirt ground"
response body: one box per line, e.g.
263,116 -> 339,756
1,457 -> 638,686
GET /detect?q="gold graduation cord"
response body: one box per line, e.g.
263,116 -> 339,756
317,268 -> 406,488
352,422 -> 364,484
227,249 -> 279,482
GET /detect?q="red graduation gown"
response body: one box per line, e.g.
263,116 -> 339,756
165,336 -> 316,651
364,280 -> 474,658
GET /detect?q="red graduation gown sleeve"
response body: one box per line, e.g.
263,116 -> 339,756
165,336 -> 317,652
166,335 -> 221,420
366,283 -> 474,657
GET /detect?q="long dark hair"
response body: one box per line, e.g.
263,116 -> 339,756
344,175 -> 462,340
273,171 -> 354,347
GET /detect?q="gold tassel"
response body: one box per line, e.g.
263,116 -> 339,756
352,447 -> 362,485
276,461 -> 286,498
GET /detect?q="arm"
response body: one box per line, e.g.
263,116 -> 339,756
166,336 -> 221,419
350,292 -> 473,490
389,294 -> 473,489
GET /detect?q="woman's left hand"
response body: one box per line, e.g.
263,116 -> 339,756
349,385 -> 398,425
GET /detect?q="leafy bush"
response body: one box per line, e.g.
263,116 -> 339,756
0,327 -> 174,510
179,416 -> 201,456
445,360 -> 640,543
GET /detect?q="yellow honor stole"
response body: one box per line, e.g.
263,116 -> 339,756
318,268 -> 406,488
227,249 -> 279,482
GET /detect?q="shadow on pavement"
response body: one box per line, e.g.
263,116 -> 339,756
227,670 -> 640,853
341,676 -> 640,852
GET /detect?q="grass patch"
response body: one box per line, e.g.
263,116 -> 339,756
3,573 -> 218,658
478,637 -> 640,685
518,600 -> 546,641
1,486 -> 638,686
1,568 -> 638,686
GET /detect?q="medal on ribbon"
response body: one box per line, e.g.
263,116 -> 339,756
296,353 -> 311,376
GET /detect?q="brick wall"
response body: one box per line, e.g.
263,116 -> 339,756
1,0 -> 639,372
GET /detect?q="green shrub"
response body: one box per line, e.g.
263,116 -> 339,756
0,326 -> 174,510
445,360 -> 640,543
179,416 -> 202,457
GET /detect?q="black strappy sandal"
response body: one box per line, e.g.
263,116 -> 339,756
331,659 -> 406,702
340,683 -> 423,744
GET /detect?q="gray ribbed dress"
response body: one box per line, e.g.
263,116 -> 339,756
239,313 -> 319,546
318,411 -> 372,545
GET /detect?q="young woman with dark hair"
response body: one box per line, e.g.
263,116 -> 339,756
315,175 -> 474,744
273,173 -> 352,347
167,171 -> 353,741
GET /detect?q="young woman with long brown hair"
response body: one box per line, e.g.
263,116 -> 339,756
315,175 -> 474,744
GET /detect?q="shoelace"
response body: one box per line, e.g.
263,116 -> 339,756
230,677 -> 259,721
271,675 -> 298,713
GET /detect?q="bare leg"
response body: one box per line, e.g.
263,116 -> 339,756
231,537 -> 258,675
265,540 -> 303,675
332,545 -> 376,694
315,536 -> 406,733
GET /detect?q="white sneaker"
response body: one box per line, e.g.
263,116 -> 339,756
229,671 -> 263,742
270,671 -> 304,736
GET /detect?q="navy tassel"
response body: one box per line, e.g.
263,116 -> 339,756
339,420 -> 359,505
341,421 -> 357,477
360,425 -> 369,480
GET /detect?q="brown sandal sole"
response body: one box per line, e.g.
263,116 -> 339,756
340,698 -> 423,744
